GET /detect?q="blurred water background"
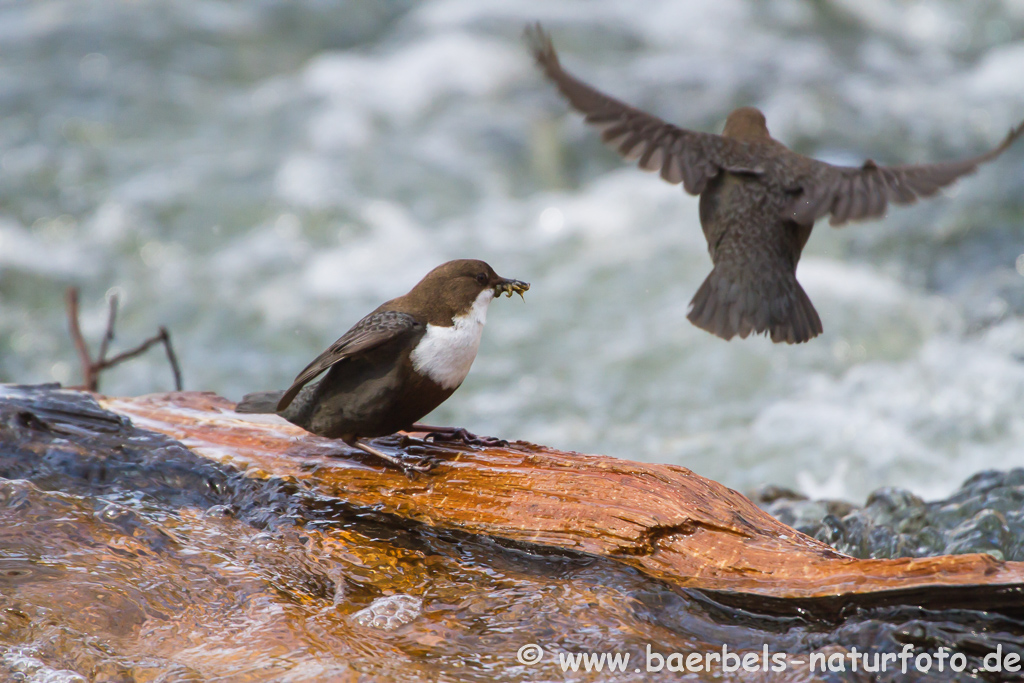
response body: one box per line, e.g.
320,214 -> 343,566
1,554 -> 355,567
1,0 -> 1023,502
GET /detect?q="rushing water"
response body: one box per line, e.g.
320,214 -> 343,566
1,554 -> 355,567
1,0 -> 1023,502
3,385 -> 1024,682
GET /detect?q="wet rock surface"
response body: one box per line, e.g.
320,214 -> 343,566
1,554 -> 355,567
100,389 -> 1024,608
756,472 -> 1024,562
2,384 -> 1024,682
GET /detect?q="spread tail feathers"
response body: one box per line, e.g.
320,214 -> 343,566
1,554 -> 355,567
235,390 -> 286,414
687,267 -> 823,344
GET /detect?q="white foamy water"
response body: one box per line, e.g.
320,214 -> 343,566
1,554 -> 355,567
1,0 -> 1022,501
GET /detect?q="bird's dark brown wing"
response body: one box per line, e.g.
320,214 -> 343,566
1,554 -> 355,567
785,119 -> 1024,227
525,23 -> 762,194
276,310 -> 421,411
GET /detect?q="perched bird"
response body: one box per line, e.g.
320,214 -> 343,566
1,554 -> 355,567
526,24 -> 1024,343
236,259 -> 529,470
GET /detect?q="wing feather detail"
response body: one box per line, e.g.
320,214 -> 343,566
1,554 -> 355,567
526,23 -> 759,196
276,310 -> 420,411
786,120 -> 1024,226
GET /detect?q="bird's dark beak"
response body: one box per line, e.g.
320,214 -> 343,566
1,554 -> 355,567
493,277 -> 529,301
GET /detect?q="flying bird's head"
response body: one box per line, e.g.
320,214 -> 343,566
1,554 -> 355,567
722,107 -> 770,141
404,259 -> 529,326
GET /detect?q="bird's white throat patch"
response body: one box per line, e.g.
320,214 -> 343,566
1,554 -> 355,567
410,288 -> 493,390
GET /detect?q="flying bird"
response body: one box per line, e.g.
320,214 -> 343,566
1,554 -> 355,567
526,24 -> 1024,343
236,259 -> 528,470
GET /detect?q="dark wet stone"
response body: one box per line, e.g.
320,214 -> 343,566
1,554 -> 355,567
751,485 -> 856,542
752,484 -> 808,504
759,468 -> 1024,561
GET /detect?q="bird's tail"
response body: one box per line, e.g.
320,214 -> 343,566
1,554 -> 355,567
687,266 -> 822,344
235,390 -> 286,414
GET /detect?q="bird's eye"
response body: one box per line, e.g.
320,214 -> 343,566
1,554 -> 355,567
475,272 -> 488,285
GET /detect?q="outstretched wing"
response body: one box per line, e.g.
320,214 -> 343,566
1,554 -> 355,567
526,23 -> 763,194
785,121 -> 1024,226
276,310 -> 421,411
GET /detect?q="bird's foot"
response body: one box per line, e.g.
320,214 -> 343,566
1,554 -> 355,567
409,423 -> 509,448
353,439 -> 437,475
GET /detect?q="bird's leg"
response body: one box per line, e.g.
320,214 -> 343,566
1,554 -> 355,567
408,423 -> 509,448
352,438 -> 434,473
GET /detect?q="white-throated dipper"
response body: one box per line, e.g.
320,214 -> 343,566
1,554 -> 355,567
527,24 -> 1024,343
236,259 -> 529,470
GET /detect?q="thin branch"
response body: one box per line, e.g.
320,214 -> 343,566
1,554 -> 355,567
97,333 -> 167,368
65,287 -> 98,391
97,293 -> 118,364
63,286 -> 184,392
159,327 -> 184,391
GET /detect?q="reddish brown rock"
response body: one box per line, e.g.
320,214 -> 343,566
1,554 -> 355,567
101,391 -> 1024,612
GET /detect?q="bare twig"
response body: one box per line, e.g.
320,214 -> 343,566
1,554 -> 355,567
97,293 -> 118,364
65,287 -> 98,391
96,328 -> 183,391
159,326 -> 184,391
64,286 -> 184,392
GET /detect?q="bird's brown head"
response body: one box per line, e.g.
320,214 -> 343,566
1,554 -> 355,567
400,259 -> 529,325
722,107 -> 770,141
